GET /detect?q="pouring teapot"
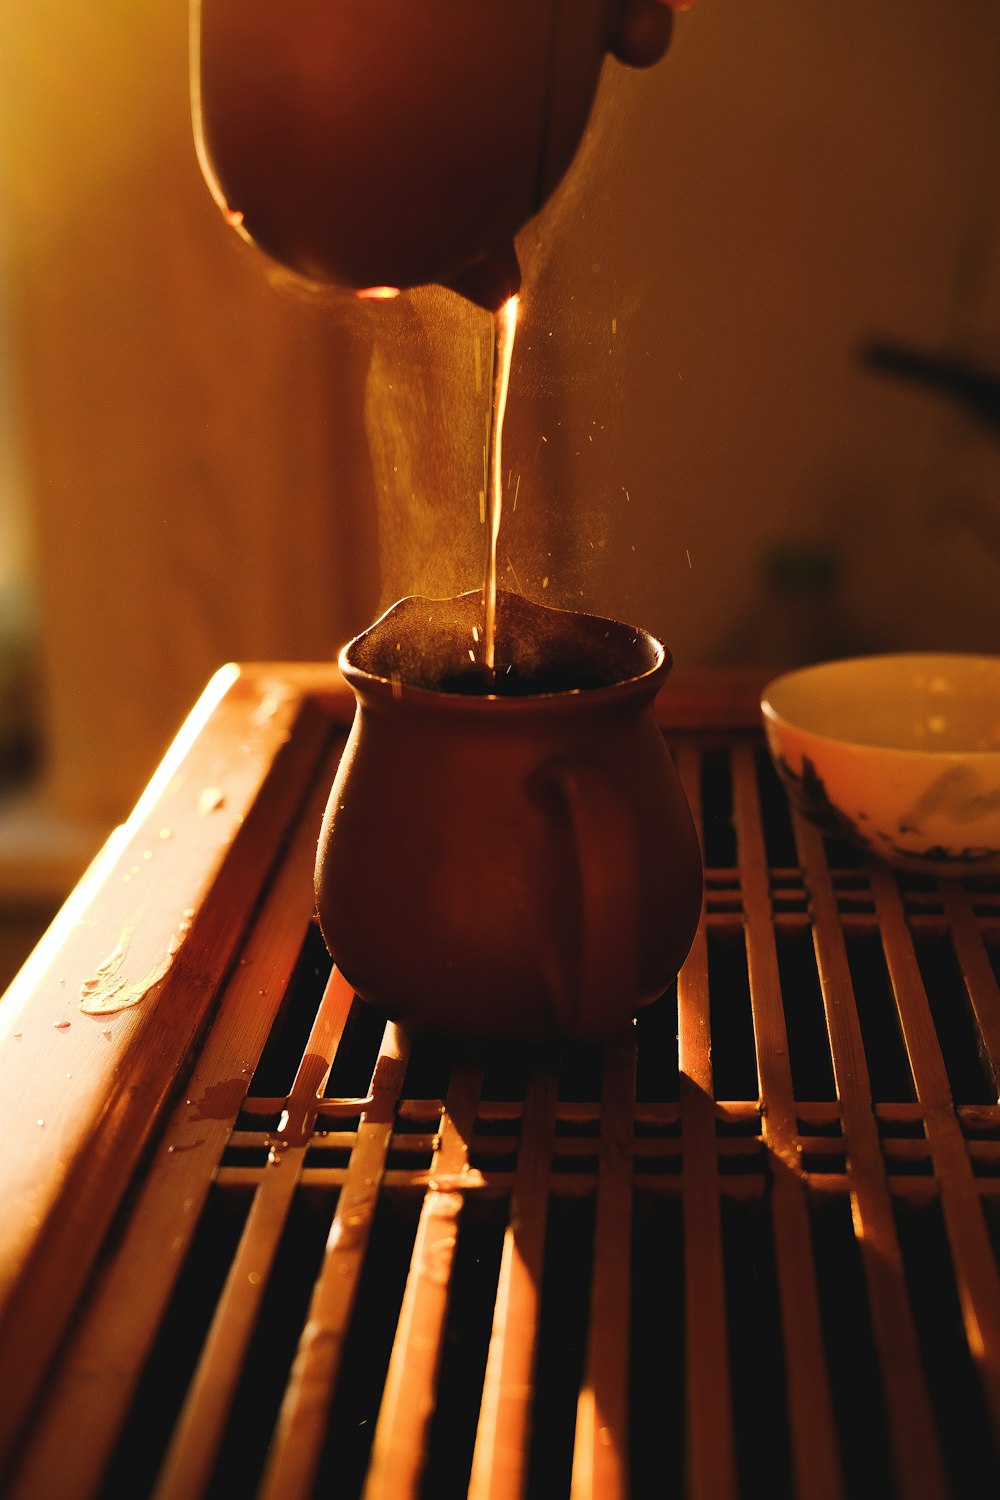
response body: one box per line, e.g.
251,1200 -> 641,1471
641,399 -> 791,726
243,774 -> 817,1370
191,0 -> 681,308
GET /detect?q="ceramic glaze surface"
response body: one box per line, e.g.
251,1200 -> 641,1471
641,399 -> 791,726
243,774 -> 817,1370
761,654 -> 1000,875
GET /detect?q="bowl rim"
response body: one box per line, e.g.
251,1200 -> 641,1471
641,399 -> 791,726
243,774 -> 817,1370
760,651 -> 1000,758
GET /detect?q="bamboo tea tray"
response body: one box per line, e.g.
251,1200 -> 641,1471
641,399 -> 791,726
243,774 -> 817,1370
0,662 -> 998,1499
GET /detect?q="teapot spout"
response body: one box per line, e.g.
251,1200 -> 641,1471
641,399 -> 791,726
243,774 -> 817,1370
441,243 -> 521,312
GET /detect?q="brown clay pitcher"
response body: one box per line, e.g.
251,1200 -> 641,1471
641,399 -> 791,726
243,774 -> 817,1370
315,591 -> 703,1042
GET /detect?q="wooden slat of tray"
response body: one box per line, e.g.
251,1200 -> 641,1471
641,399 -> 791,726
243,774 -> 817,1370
468,1063 -> 557,1500
675,742 -> 736,1500
730,744 -> 844,1500
794,813 -> 951,1500
0,665 -> 347,1471
4,740 -> 342,1500
939,880 -> 1000,1083
870,864 -> 1000,1442
256,1022 -> 410,1500
363,1059 -> 485,1498
150,964 -> 358,1500
571,1025 -> 635,1498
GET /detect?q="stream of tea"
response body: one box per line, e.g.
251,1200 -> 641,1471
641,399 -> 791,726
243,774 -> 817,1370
480,294 -> 519,674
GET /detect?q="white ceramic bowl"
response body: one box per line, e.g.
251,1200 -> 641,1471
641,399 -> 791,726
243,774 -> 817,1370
760,654 -> 1000,877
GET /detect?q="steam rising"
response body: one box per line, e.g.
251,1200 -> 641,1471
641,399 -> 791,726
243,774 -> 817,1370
260,63 -> 656,626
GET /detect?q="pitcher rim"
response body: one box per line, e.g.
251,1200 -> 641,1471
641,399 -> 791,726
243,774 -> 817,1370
337,593 -> 672,713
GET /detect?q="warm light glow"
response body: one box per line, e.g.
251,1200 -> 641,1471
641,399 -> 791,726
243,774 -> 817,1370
356,285 -> 402,301
483,294 -> 519,672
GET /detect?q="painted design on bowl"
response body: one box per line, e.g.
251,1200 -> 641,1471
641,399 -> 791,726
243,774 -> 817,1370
775,753 -> 1000,872
899,764 -> 1000,831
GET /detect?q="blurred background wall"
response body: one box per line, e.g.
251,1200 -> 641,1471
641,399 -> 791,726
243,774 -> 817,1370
1,0 -> 999,983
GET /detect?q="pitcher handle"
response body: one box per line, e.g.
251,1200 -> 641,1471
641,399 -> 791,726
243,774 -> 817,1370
545,763 -> 639,1042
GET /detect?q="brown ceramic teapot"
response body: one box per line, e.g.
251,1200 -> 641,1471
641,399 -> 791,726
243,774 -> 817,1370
191,0 -> 679,308
314,591 -> 703,1042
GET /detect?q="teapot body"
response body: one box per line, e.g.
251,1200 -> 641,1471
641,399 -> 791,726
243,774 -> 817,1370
192,0 -> 610,299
